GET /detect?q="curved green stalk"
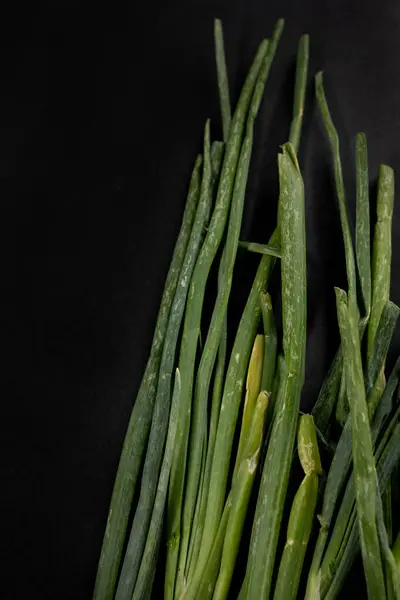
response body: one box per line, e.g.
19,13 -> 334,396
316,71 -> 361,435
115,122 -> 212,600
315,73 -> 357,308
314,72 -> 359,434
92,154 -> 202,600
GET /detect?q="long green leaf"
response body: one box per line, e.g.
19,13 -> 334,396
115,122 -> 213,600
132,370 -> 181,600
260,291 -> 277,394
213,391 -> 269,600
214,19 -> 231,142
92,153 -> 202,600
245,143 -> 306,599
335,287 -> 386,599
355,132 -> 371,319
289,34 -> 309,154
172,39 -> 270,598
273,416 -> 321,600
180,21 -> 285,599
320,358 -> 400,594
368,164 -> 395,359
324,421 -> 400,600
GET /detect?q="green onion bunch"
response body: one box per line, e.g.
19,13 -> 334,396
92,17 -> 399,600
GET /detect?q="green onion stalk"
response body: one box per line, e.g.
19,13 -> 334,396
92,153 -> 202,600
273,415 -> 322,600
115,122 -> 214,600
177,19 -> 285,600
166,30 -> 267,598
335,288 -> 386,598
244,143 -> 307,599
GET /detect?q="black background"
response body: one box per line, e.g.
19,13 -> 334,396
4,1 -> 400,599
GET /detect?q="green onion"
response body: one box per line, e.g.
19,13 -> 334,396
393,531 -> 400,569
180,21 -> 285,598
315,73 -> 357,307
244,143 -> 306,600
182,20 -> 231,586
240,39 -> 309,597
260,291 -> 277,394
214,18 -> 231,142
297,414 -> 323,475
324,420 -> 400,600
238,240 -> 282,257
213,391 -> 269,600
289,34 -> 309,153
355,132 -> 371,320
192,495 -> 232,600
307,301 -> 399,599
314,72 -> 366,433
184,228 -> 279,599
273,415 -> 322,600
314,72 -> 359,432
320,359 -> 400,595
132,369 -> 181,600
372,357 -> 400,436
368,164 -> 395,543
367,165 -> 395,360
233,335 -> 264,478
184,252 -> 228,584
92,153 -> 202,600
177,59 -> 268,597
312,347 -> 342,436
375,476 -> 400,600
171,38 -> 270,597
335,287 -> 386,599
366,301 -> 400,415
115,122 -> 213,600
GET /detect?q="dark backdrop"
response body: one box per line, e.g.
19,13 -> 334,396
3,1 -> 400,599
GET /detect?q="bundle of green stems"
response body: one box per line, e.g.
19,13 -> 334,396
92,17 -> 400,600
